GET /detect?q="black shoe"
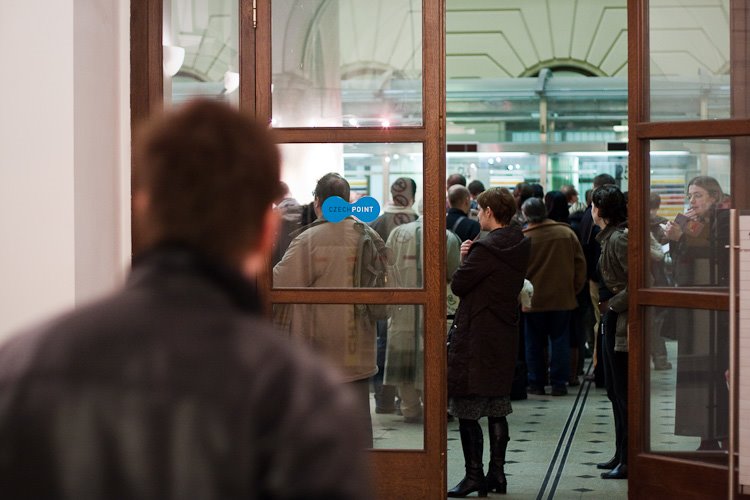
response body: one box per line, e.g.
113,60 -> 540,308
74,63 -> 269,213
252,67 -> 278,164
550,386 -> 568,396
596,456 -> 619,470
447,476 -> 488,497
527,386 -> 546,396
601,463 -> 627,479
374,406 -> 396,414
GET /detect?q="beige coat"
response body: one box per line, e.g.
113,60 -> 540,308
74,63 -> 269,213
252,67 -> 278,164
273,218 -> 378,382
383,218 -> 460,386
523,220 -> 586,311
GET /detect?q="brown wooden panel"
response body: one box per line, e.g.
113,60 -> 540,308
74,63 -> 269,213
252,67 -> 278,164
130,0 -> 163,253
631,455 -> 727,499
255,0 -> 272,119
627,2 -> 649,490
370,451 -> 430,499
239,0 -> 255,115
272,127 -> 428,144
636,119 -> 750,139
636,289 -> 729,310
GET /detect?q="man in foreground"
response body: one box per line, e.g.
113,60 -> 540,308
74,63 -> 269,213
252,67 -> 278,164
0,100 -> 371,499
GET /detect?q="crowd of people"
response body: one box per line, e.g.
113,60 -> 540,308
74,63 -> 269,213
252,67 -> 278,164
269,167 -> 730,495
0,97 -> 730,497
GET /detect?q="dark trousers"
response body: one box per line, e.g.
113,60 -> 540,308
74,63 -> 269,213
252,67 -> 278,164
350,378 -> 373,447
525,310 -> 571,389
602,310 -> 628,465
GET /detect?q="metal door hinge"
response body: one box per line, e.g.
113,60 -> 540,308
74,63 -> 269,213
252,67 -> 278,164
253,0 -> 257,28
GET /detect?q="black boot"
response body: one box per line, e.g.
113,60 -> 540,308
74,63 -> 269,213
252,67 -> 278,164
486,416 -> 509,494
447,419 -> 488,497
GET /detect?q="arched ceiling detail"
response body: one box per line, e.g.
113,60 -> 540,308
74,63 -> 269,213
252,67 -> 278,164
171,0 -> 730,83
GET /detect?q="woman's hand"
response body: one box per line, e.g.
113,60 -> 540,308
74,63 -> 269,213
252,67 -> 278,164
664,221 -> 683,241
460,239 -> 473,259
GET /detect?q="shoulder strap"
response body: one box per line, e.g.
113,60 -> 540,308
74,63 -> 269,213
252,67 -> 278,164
451,215 -> 466,233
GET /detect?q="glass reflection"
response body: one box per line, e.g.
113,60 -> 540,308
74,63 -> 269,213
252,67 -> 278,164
272,0 -> 423,127
272,143 -> 424,288
647,307 -> 728,458
649,1 -> 730,120
647,140 -> 731,289
273,303 -> 425,450
164,0 -> 240,107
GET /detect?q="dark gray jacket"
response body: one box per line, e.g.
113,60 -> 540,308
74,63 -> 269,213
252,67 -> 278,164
0,245 -> 371,499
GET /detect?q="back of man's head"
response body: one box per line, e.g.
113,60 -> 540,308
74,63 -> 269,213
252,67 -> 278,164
560,184 -> 578,203
315,172 -> 351,204
593,173 -> 616,189
133,100 -> 281,265
448,185 -> 471,209
391,177 -> 417,206
522,197 -> 548,224
447,173 -> 467,188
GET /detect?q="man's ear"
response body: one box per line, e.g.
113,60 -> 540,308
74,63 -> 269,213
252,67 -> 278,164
242,206 -> 279,277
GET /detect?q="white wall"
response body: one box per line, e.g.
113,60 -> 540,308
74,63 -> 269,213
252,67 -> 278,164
0,1 -> 130,338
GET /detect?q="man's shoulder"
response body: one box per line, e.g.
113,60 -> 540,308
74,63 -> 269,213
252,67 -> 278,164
0,290 -> 346,395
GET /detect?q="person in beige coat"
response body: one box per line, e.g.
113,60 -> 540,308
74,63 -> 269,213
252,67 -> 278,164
384,200 -> 461,422
274,172 -> 382,445
521,197 -> 586,396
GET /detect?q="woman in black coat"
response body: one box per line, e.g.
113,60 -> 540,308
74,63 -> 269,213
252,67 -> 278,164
447,187 -> 531,497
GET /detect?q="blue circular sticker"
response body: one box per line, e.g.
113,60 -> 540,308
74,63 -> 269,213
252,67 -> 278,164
321,196 -> 380,223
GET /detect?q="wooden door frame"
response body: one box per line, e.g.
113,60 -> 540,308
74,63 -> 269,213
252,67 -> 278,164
131,1 -> 447,497
628,0 -> 750,497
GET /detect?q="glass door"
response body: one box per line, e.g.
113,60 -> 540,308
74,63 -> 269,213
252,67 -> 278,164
132,0 -> 447,497
628,0 -> 750,497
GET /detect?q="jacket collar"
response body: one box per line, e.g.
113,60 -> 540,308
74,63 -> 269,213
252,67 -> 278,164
447,207 -> 468,217
129,242 -> 262,314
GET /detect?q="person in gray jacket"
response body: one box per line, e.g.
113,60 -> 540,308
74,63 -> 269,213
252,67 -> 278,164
0,100 -> 372,499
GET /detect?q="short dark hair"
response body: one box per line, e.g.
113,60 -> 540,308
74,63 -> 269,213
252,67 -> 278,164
314,173 -> 350,204
521,197 -> 547,224
448,185 -> 471,208
467,180 -> 485,197
447,173 -> 467,188
477,187 -> 516,225
592,185 -> 628,226
391,177 -> 417,206
530,183 -> 544,199
134,100 -> 282,265
593,173 -> 616,189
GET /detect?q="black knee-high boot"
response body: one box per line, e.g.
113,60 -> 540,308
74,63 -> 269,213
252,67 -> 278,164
486,416 -> 509,494
447,419 -> 488,498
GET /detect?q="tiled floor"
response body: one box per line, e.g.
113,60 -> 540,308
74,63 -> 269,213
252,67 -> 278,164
371,339 -> 732,498
445,381 -> 628,499
372,364 -> 629,499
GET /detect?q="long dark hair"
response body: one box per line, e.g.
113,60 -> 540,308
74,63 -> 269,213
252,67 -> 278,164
544,190 -> 569,223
